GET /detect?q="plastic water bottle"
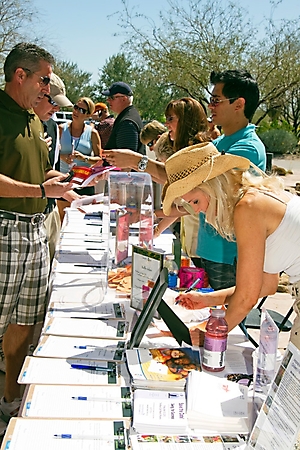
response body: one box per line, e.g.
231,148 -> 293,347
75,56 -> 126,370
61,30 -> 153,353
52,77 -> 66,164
203,309 -> 228,372
164,255 -> 178,289
255,319 -> 278,391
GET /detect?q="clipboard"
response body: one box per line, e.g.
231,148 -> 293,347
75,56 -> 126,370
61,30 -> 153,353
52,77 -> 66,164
43,317 -> 129,340
18,356 -> 122,386
33,335 -> 126,361
1,418 -> 128,449
21,384 -> 132,420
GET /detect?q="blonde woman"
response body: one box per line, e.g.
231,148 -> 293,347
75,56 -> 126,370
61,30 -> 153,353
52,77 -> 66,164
163,142 -> 300,349
57,97 -> 102,222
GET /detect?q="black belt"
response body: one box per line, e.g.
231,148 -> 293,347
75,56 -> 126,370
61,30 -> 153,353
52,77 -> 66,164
0,210 -> 45,226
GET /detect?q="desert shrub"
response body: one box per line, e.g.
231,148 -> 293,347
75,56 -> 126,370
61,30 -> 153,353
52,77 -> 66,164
257,129 -> 299,155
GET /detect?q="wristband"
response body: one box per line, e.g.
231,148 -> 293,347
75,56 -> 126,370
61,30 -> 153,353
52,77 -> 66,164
40,184 -> 46,199
84,156 -> 89,162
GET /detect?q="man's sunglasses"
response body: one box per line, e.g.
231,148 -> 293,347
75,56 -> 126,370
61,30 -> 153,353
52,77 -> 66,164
209,97 -> 238,107
21,68 -> 50,86
44,94 -> 58,107
73,104 -> 88,114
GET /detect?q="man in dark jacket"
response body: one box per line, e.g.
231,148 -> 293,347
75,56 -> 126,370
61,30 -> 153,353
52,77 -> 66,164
102,82 -> 146,168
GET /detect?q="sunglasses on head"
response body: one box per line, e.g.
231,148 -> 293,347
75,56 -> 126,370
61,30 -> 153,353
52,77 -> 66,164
73,104 -> 88,114
21,68 -> 50,87
44,94 -> 58,107
209,96 -> 238,107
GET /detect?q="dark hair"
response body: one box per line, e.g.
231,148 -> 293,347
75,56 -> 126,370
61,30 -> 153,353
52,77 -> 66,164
4,42 -> 55,82
210,70 -> 259,120
165,97 -> 211,151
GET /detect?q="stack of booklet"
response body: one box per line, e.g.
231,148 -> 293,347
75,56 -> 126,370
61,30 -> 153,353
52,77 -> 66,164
126,347 -> 201,391
186,371 -> 249,433
132,389 -> 187,434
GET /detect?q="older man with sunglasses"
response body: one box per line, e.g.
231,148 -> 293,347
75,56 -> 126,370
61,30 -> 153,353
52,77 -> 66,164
0,42 -> 75,435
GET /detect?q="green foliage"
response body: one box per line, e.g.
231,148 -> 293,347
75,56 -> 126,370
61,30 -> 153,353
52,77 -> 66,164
94,53 -> 184,120
257,129 -> 299,155
54,61 -> 96,109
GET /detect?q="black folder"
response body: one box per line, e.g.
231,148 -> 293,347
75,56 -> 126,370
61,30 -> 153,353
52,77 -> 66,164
128,268 -> 192,348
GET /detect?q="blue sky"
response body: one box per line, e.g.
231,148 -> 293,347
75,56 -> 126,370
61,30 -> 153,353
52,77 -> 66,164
32,0 -> 300,82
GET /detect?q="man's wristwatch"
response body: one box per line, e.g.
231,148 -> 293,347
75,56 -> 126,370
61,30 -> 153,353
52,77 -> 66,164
137,155 -> 149,172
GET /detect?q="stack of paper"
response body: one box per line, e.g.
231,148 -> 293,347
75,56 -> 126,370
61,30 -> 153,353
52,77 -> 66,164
22,385 -> 132,420
2,418 -> 128,450
33,335 -> 126,361
43,317 -> 129,340
18,356 -> 122,386
126,347 -> 201,391
186,371 -> 249,433
132,389 -> 187,434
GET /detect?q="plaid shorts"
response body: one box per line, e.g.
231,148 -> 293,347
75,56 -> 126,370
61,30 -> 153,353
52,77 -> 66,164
0,216 -> 49,335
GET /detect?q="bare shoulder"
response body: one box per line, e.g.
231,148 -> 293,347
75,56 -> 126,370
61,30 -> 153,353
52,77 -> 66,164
235,191 -> 262,216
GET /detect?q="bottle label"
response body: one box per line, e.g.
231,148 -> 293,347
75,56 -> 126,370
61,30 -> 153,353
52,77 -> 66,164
203,336 -> 227,369
203,349 -> 226,369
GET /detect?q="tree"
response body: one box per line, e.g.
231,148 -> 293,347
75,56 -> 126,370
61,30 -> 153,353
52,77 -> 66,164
0,0 -> 39,79
95,53 -> 182,120
117,0 -> 300,129
54,61 -> 96,106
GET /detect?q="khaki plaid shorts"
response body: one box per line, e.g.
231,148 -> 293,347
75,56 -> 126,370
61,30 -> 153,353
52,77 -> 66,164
0,216 -> 49,336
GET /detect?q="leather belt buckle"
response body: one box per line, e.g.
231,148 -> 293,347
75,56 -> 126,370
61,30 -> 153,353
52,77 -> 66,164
31,213 -> 45,226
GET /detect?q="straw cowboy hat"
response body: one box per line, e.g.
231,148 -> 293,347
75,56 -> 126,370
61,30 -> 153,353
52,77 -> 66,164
162,142 -> 250,215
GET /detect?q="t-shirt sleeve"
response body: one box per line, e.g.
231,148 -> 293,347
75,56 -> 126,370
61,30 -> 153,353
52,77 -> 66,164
116,120 -> 139,151
225,140 -> 265,168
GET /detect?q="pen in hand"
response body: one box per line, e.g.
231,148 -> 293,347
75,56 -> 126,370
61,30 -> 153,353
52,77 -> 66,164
175,277 -> 202,305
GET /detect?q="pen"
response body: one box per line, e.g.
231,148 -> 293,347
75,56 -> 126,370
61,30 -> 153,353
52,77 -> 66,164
71,396 -> 130,402
74,345 -> 102,349
175,277 -> 202,305
70,364 -> 114,372
74,264 -> 104,268
53,434 -> 117,440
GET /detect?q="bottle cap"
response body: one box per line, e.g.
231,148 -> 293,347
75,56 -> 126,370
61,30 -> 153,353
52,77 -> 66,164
166,254 -> 175,260
210,308 -> 226,318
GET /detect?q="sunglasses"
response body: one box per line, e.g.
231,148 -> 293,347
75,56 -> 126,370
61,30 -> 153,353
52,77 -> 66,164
209,96 -> 238,107
107,95 -> 127,101
21,68 -> 50,86
165,116 -> 176,123
73,104 -> 88,114
147,139 -> 155,147
227,373 -> 253,387
44,94 -> 58,107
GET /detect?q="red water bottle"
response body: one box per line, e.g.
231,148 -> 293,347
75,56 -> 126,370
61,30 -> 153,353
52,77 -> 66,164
203,309 -> 228,372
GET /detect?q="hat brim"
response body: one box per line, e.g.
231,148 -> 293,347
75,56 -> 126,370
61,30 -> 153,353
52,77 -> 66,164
101,89 -> 110,96
162,153 -> 250,215
52,94 -> 73,108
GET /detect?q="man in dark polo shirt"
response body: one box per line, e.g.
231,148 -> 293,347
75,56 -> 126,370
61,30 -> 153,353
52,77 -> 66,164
0,42 -> 74,435
102,82 -> 146,170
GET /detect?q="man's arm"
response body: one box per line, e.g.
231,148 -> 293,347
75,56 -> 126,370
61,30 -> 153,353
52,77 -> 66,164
0,173 -> 73,199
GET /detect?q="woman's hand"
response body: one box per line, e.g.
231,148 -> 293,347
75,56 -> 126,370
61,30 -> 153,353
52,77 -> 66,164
102,149 -> 138,169
176,291 -> 213,310
73,151 -> 86,161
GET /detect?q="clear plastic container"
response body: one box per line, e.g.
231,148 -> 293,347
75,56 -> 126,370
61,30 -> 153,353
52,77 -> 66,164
203,309 -> 228,372
164,254 -> 179,289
